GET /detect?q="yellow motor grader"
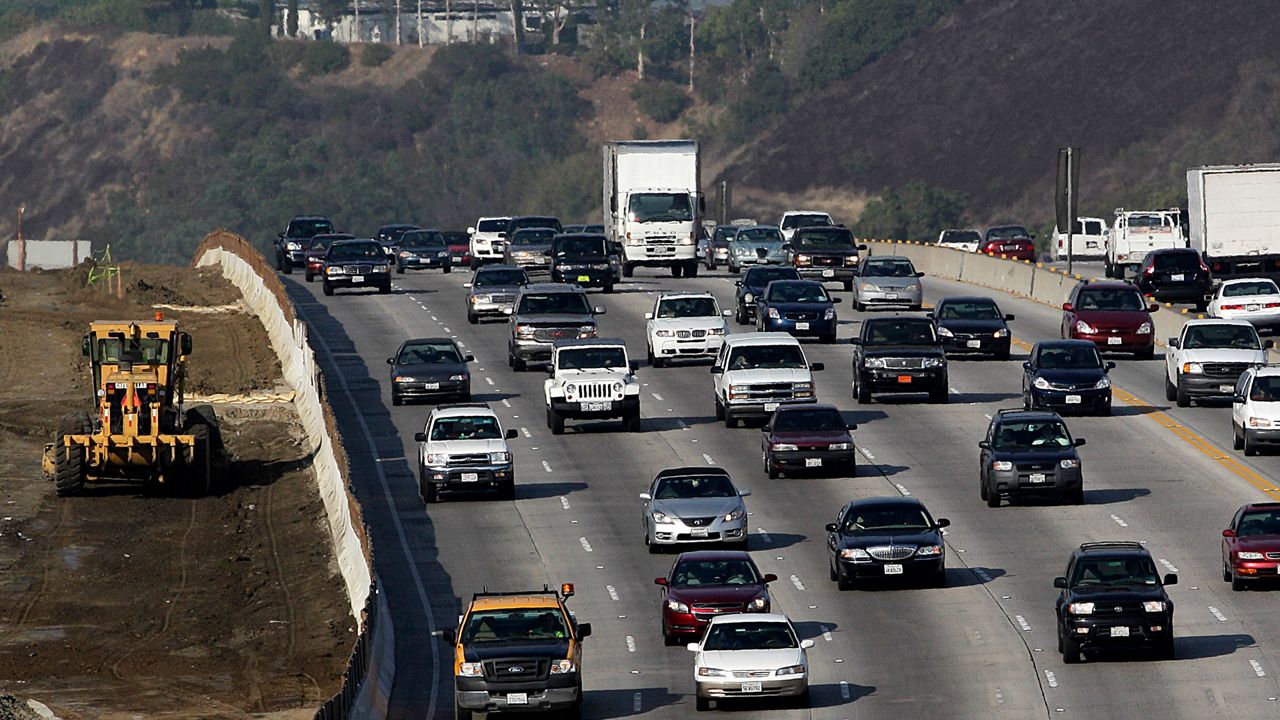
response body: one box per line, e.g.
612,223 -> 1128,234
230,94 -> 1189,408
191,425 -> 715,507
43,315 -> 223,496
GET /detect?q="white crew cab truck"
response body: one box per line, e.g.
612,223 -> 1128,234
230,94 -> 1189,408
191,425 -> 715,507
414,403 -> 519,503
1105,208 -> 1185,278
544,339 -> 642,434
604,140 -> 702,279
712,333 -> 823,428
467,216 -> 510,270
1164,318 -> 1271,408
1051,216 -> 1109,261
645,292 -> 731,368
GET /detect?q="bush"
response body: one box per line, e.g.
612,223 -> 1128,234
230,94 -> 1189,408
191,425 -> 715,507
631,80 -> 689,123
855,181 -> 966,241
361,43 -> 394,67
301,41 -> 350,76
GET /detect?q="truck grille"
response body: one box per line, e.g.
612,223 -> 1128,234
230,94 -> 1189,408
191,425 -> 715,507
532,327 -> 579,342
785,311 -> 819,321
743,383 -> 795,400
1203,363 -> 1250,378
676,329 -> 708,338
866,546 -> 915,561
484,659 -> 549,683
573,382 -> 616,400
813,256 -> 839,266
342,264 -> 373,274
692,602 -> 743,620
881,357 -> 926,370
646,236 -> 676,244
447,453 -> 490,466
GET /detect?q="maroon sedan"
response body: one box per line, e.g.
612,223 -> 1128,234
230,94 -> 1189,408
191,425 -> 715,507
1061,281 -> 1157,360
761,403 -> 857,479
303,233 -> 355,282
655,550 -> 776,645
980,225 -> 1036,262
443,231 -> 472,266
1222,503 -> 1280,590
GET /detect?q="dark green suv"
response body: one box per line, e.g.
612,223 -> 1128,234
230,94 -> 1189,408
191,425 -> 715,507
1054,541 -> 1177,663
979,409 -> 1085,507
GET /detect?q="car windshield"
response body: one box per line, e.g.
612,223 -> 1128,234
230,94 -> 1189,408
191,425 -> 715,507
628,193 -> 693,223
475,269 -> 528,287
768,283 -> 829,303
287,219 -> 332,237
712,227 -> 736,243
987,227 -> 1030,240
517,293 -> 591,315
477,219 -> 507,233
793,228 -> 854,248
554,236 -> 606,256
1128,214 -> 1169,229
782,214 -> 832,229
656,297 -> 718,318
462,609 -> 568,643
1237,511 -> 1280,536
841,505 -> 932,533
940,230 -> 982,244
1152,252 -> 1199,271
671,559 -> 760,588
400,231 -> 446,248
430,416 -> 501,441
864,320 -> 936,345
938,300 -> 1001,320
702,621 -> 796,650
328,243 -> 385,261
735,228 -> 783,244
992,420 -> 1072,450
1072,557 -> 1159,588
398,342 -> 462,364
511,229 -> 555,246
745,268 -> 800,287
726,344 -> 807,370
654,474 -> 737,500
773,408 -> 846,432
1251,377 -> 1280,402
1183,324 -> 1260,350
1037,345 -> 1103,369
558,347 -> 626,370
862,260 -> 917,278
379,226 -> 417,242
1224,281 -> 1280,297
1076,289 -> 1145,311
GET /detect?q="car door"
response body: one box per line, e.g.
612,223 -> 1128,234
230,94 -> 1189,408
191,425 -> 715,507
646,298 -> 660,347
642,476 -> 658,533
1223,506 -> 1243,569
826,504 -> 848,561
1022,346 -> 1038,396
1166,324 -> 1189,383
1062,286 -> 1079,338
1232,371 -> 1252,435
980,421 -> 995,481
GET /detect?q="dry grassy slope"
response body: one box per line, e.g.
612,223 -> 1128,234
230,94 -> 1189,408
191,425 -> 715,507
719,0 -> 1280,226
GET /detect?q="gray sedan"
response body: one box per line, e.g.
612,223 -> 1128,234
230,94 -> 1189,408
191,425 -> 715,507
641,467 -> 749,552
853,255 -> 925,311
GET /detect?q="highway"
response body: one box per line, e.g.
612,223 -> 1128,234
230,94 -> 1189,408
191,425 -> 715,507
284,259 -> 1280,719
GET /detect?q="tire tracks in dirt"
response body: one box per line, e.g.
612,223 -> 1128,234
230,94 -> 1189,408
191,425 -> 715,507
11,501 -> 72,628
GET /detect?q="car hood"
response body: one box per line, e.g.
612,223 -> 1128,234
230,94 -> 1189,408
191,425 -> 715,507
1178,348 -> 1267,363
861,277 -> 920,288
650,496 -> 743,519
1073,309 -> 1150,326
651,317 -> 727,330
666,584 -> 767,604
473,284 -> 523,295
767,300 -> 833,312
514,314 -> 595,325
554,254 -> 608,264
462,639 -> 570,663
862,345 -> 944,358
836,529 -> 941,549
770,430 -> 851,444
1232,535 -> 1280,552
723,368 -> 813,383
990,448 -> 1076,463
938,319 -> 1005,333
509,244 -> 552,253
699,648 -> 804,671
429,438 -> 508,454
1036,367 -> 1106,383
393,361 -> 468,379
556,368 -> 631,381
1066,587 -> 1167,604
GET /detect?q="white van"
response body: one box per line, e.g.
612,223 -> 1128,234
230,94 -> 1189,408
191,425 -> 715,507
1051,217 -> 1108,261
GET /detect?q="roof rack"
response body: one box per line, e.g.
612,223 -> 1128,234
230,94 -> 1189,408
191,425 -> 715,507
995,407 -> 1036,416
474,582 -> 575,599
1079,541 -> 1146,552
436,402 -> 492,411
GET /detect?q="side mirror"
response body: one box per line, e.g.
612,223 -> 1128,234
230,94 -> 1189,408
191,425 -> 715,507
645,312 -> 653,319
824,522 -> 838,533
442,628 -> 457,644
277,232 -> 285,239
710,366 -> 723,374
593,306 -> 606,315
545,365 -> 556,375
935,518 -> 950,529
847,423 -> 858,430
654,576 -> 667,585
463,282 -> 473,288
978,440 -> 991,449
1053,577 -> 1068,589
630,360 -> 640,372
924,310 -> 934,318
1063,302 -> 1074,312
800,639 -> 816,649
1074,438 -> 1087,447
502,308 -> 514,315
915,271 -> 925,277
414,432 -> 427,442
722,309 -> 733,317
734,281 -> 743,287
640,492 -> 652,501
467,226 -> 476,234
686,642 -> 701,652
810,362 -> 825,371
849,338 -> 862,345
739,488 -> 752,497
763,573 -> 777,583
179,332 -> 192,356
832,297 -> 843,304
1106,361 -> 1117,370
1233,393 -> 1245,404
1222,528 -> 1236,538
760,425 -> 770,432
465,354 -> 475,362
1163,573 -> 1178,586
1149,303 -> 1160,313
857,244 -> 868,251
577,622 -> 592,638
81,335 -> 91,357
505,429 -> 518,439
1267,340 -> 1275,350
1022,361 -> 1032,370
1005,314 -> 1015,321
1168,338 -> 1179,348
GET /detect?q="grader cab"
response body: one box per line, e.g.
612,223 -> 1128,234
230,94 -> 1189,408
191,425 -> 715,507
43,315 -> 222,496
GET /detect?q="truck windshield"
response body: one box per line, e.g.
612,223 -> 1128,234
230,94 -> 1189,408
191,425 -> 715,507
554,236 -> 606,256
511,229 -> 555,246
96,337 -> 170,364
1183,324 -> 1260,350
793,228 -> 854,248
518,293 -> 592,315
782,214 -> 831,229
726,344 -> 806,370
558,347 -> 626,370
287,219 -> 332,238
864,320 -> 936,345
628,193 -> 693,223
462,609 -> 568,643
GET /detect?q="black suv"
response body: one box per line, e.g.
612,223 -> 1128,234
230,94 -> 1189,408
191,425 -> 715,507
930,296 -> 1014,360
1135,248 -> 1211,310
979,409 -> 1084,506
1023,340 -> 1115,415
1054,541 -> 1177,663
550,233 -> 617,292
321,239 -> 392,296
507,283 -> 604,370
851,317 -> 948,403
275,215 -> 334,273
733,266 -> 801,325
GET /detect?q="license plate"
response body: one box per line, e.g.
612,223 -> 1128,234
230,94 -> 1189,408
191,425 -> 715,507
885,293 -> 898,299
795,322 -> 810,330
884,564 -> 903,575
764,402 -> 779,411
805,458 -> 822,467
691,527 -> 709,538
582,401 -> 612,412
1110,626 -> 1130,638
577,275 -> 591,282
423,382 -> 440,390
461,472 -> 479,483
1220,384 -> 1234,393
1171,273 -> 1184,281
1107,336 -> 1122,345
350,275 -> 364,283
966,340 -> 982,348
1003,245 -> 1018,251
897,375 -> 913,384
1029,473 -> 1047,483
1065,395 -> 1081,404
740,681 -> 762,693
1248,304 -> 1261,311
507,693 -> 528,705
822,269 -> 835,277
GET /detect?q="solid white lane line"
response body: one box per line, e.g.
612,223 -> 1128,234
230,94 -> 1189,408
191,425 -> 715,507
607,585 -> 620,601
443,326 -> 451,333
560,496 -> 570,510
1252,659 -> 1267,677
973,568 -> 993,583
1015,615 -> 1031,632
431,315 -> 438,321
790,574 -> 806,591
1158,558 -> 1179,574
1044,670 -> 1058,688
542,460 -> 553,473
626,636 -> 637,653
1110,514 -> 1129,528
822,628 -> 833,642
579,537 -> 593,552
1209,606 -> 1228,622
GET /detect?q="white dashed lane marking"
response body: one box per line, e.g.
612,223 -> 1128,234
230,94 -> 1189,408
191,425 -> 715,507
1044,670 -> 1058,688
840,681 -> 850,700
1158,558 -> 1179,574
790,575 -> 806,591
579,537 -> 593,552
1252,659 -> 1266,677
560,496 -> 571,510
702,453 -> 716,465
1209,606 -> 1228,623
652,393 -> 664,401
1015,615 -> 1031,632
758,528 -> 772,545
501,399 -> 511,407
860,447 -> 876,460
633,693 -> 642,713
895,483 -> 911,496
626,636 -> 637,653
1110,514 -> 1129,528
542,461 -> 553,473
606,585 -> 620,601
521,427 -> 532,438
485,377 -> 495,386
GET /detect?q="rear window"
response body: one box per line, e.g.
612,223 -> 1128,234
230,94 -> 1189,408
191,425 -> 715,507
1152,252 -> 1200,271
1076,289 -> 1145,311
477,219 -> 507,232
987,227 -> 1030,240
940,230 -> 981,244
744,267 -> 800,285
1074,219 -> 1104,235
553,236 -> 606,256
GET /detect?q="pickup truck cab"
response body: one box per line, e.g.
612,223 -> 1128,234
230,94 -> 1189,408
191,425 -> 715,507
414,403 -> 519,503
544,339 -> 642,434
645,292 -> 730,367
937,228 -> 982,253
1165,318 -> 1270,407
1106,208 -> 1185,279
712,333 -> 822,428
852,316 -> 948,403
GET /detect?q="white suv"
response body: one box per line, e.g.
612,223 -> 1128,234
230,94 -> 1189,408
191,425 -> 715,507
712,333 -> 822,428
545,339 -> 642,434
1232,366 -> 1280,456
467,216 -> 510,270
414,403 -> 518,503
645,292 -> 731,368
1165,318 -> 1270,408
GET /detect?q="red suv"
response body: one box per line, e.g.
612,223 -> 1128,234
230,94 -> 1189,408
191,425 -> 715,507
980,225 -> 1036,262
1061,281 -> 1157,359
1222,502 -> 1280,591
655,550 -> 776,645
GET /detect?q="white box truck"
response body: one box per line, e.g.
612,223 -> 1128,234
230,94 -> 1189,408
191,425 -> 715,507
1188,164 -> 1280,278
603,140 -> 702,278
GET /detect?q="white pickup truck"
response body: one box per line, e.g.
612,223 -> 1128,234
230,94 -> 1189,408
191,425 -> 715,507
645,292 -> 731,367
1051,217 -> 1109,261
1106,208 -> 1184,278
1164,318 -> 1270,408
711,333 -> 822,428
544,339 -> 642,434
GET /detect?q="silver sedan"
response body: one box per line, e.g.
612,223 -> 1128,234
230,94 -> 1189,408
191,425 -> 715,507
853,255 -> 925,311
641,467 -> 749,552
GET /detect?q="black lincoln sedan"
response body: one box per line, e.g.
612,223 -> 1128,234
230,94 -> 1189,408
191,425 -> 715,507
825,497 -> 949,589
930,296 -> 1014,359
387,338 -> 474,406
1023,340 -> 1115,416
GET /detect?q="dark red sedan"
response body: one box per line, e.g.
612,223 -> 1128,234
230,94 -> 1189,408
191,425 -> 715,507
655,550 -> 776,645
303,233 -> 355,282
980,225 -> 1036,262
1061,280 -> 1157,360
761,403 -> 857,478
443,230 -> 471,266
1222,503 -> 1280,590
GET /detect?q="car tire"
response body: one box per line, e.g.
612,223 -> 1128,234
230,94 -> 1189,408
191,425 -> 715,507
1233,423 -> 1244,450
455,702 -> 473,720
548,406 -> 565,435
1195,301 -> 1208,312
470,257 -> 480,270
909,303 -> 922,312
1097,400 -> 1112,417
1232,574 -> 1247,591
1164,374 -> 1177,401
1245,431 -> 1259,457
695,696 -> 711,712
467,311 -> 478,325
836,569 -> 854,591
1070,485 -> 1085,505
1104,261 -> 1115,279
735,306 -> 749,325
829,557 -> 838,581
275,251 -> 284,272
499,480 -> 515,501
624,411 -> 641,433
671,264 -> 683,278
1175,377 -> 1191,408
1223,560 -> 1232,583
651,352 -> 665,369
282,260 -> 292,275
305,272 -> 314,283
995,348 -> 1010,361
396,265 -> 405,274
322,282 -> 334,296
379,282 -> 391,294
663,629 -> 680,646
647,535 -> 661,555
929,569 -> 946,589
979,475 -> 989,501
986,484 -> 1000,508
623,263 -> 634,278
442,264 -> 452,274
1158,636 -> 1176,660
793,688 -> 810,709
821,333 -> 837,344
1136,346 -> 1155,360
1061,633 -> 1082,664
714,398 -> 725,421
724,410 -> 738,429
843,279 -> 854,292
512,356 -> 527,372
855,299 -> 866,312
765,453 -> 779,480
604,283 -> 615,294
392,394 -> 403,407
855,375 -> 871,404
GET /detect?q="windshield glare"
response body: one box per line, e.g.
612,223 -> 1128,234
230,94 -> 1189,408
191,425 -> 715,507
518,293 -> 591,315
841,505 -> 931,532
1183,324 -> 1260,350
863,260 -> 916,278
558,348 -> 626,370
430,416 -> 501,441
938,301 -> 1000,320
512,229 -> 555,246
992,420 -> 1071,450
735,228 -> 783,244
773,409 -> 845,432
1038,346 -> 1102,369
1077,289 -> 1145,311
1224,281 -> 1280,297
475,270 -> 528,287
655,475 -> 736,499
865,320 -> 935,345
628,193 -> 693,223
782,214 -> 832,229
794,229 -> 854,248
1072,558 -> 1158,587
657,297 -> 718,318
727,345 -> 806,370
328,243 -> 385,261
769,283 -> 829,303
398,342 -> 462,364
462,609 -> 567,643
401,232 -> 445,248
96,337 -> 170,364
702,622 -> 795,650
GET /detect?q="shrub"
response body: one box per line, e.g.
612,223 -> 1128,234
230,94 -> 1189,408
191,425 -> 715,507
301,41 -> 350,76
855,181 -> 966,241
361,43 -> 394,68
631,80 -> 689,123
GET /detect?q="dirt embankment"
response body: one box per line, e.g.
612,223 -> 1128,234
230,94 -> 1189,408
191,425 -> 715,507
0,264 -> 350,718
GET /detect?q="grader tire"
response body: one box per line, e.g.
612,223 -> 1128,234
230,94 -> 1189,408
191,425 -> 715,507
185,405 -> 226,496
54,411 -> 93,497
186,423 -> 212,497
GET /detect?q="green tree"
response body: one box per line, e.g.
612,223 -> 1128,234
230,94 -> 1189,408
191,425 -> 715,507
855,181 -> 965,241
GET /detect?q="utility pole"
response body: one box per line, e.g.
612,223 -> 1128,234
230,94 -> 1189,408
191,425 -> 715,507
688,12 -> 696,93
354,0 -> 360,42
16,204 -> 25,273
418,0 -> 424,46
446,0 -> 452,44
396,0 -> 402,44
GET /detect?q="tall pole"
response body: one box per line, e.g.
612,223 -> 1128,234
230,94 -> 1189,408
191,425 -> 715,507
472,0 -> 478,41
688,12 -> 695,93
1066,147 -> 1075,276
354,0 -> 360,42
418,0 -> 424,46
16,204 -> 25,273
446,0 -> 453,44
396,0 -> 402,44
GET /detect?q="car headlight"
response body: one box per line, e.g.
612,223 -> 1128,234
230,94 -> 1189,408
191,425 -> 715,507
743,293 -> 755,303
286,241 -> 301,250
723,509 -> 744,522
578,325 -> 597,338
489,452 -> 510,463
707,327 -> 727,336
1181,362 -> 1203,374
399,251 -> 416,259
775,664 -> 806,677
796,254 -> 810,263
865,357 -> 887,368
549,659 -> 576,674
565,383 -> 577,397
450,374 -> 468,381
793,381 -> 813,392
1075,320 -> 1096,334
515,324 -> 536,338
937,326 -> 954,337
437,251 -> 450,258
768,307 -> 780,319
861,282 -> 880,292
1067,602 -> 1095,615
828,442 -> 851,451
326,266 -> 345,275
667,599 -> 690,613
1249,417 -> 1273,428
993,328 -> 1009,338
426,453 -> 448,465
652,510 -> 673,523
992,460 -> 1013,471
655,329 -> 674,337
612,381 -> 624,393
840,548 -> 871,561
374,264 -> 390,273
916,545 -> 943,557
458,662 -> 484,677
1142,601 -> 1167,613
845,255 -> 859,266
1237,551 -> 1265,560
1093,376 -> 1111,389
394,376 -> 416,383
1137,321 -> 1153,334
514,251 -> 531,258
1060,458 -> 1080,469
1033,377 -> 1051,390
923,357 -> 944,368
698,667 -> 732,678
823,307 -> 836,320
771,443 -> 798,451
747,595 -> 768,611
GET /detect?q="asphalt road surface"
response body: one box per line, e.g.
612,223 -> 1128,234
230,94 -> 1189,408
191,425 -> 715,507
283,260 -> 1280,719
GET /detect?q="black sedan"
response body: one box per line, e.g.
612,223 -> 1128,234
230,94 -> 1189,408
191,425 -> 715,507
387,338 -> 474,406
930,296 -> 1014,359
396,230 -> 453,273
825,497 -> 949,589
761,404 -> 856,478
733,266 -> 801,325
1023,340 -> 1114,415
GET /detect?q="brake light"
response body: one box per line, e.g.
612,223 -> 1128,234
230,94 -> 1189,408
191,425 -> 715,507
1143,265 -> 1155,275
1221,304 -> 1245,310
1266,302 -> 1280,309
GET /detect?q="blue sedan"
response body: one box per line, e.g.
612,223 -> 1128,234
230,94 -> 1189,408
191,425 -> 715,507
757,279 -> 841,343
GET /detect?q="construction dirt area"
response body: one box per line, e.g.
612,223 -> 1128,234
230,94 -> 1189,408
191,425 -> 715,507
0,263 -> 351,719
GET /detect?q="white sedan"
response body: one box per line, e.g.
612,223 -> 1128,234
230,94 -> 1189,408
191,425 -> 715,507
1208,278 -> 1280,329
688,613 -> 813,710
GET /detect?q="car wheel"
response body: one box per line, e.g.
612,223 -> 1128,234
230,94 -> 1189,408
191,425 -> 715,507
1022,390 -> 1034,410
624,411 -> 641,433
392,393 -> 403,407
1245,431 -> 1259,457
930,387 -> 949,404
305,272 -> 314,283
1195,301 -> 1208,312
469,257 -> 480,271
1232,574 -> 1248,591
1070,485 -> 1085,505
396,264 -> 405,274
822,333 -> 837,344
671,264 -> 683,278
714,398 -> 725,421
322,282 -> 334,296
855,298 -> 867,312
512,356 -> 527,372
455,702 -> 473,720
623,263 -> 634,278
843,279 -> 854,292
1223,559 -> 1232,582
651,352 -> 665,369
685,262 -> 699,278
836,569 -> 854,591
765,453 -> 779,479
498,480 -> 515,501
1097,400 -> 1112,417
442,264 -> 452,274
1136,346 -> 1155,360
282,260 -> 292,275
422,480 -> 438,504
994,348 -> 1010,361
1175,376 -> 1191,408
986,484 -> 1000,508
1061,633 -> 1082,664
647,534 -> 661,555
695,696 -> 711,712
929,569 -> 946,588
1164,373 -> 1177,401
724,412 -> 738,429
275,251 -> 284,271
793,687 -> 810,709
604,283 -> 615,294
855,375 -> 871,404
1233,423 -> 1244,450
379,282 -> 391,294
547,406 -> 565,435
829,556 -> 839,581
1158,636 -> 1176,660
735,306 -> 749,326
467,311 -> 478,325
979,475 -> 989,501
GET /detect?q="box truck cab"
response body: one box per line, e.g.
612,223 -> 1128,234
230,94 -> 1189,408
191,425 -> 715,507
1105,208 -> 1184,278
604,140 -> 703,279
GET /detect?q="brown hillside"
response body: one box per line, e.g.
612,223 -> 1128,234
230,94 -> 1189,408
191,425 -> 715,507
719,0 -> 1280,225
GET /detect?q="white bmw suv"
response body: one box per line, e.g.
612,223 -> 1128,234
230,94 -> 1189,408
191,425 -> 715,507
645,292 -> 731,368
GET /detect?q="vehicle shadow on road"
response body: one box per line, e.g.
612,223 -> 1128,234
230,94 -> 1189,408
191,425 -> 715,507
585,687 -> 684,719
792,620 -> 838,641
855,463 -> 909,478
516,481 -> 589,500
643,416 -> 717,432
945,566 -> 1006,588
1111,404 -> 1166,417
469,391 -> 520,404
950,391 -> 1022,404
703,682 -> 875,711
1083,487 -> 1151,505
1173,633 -> 1256,660
750,532 -> 806,552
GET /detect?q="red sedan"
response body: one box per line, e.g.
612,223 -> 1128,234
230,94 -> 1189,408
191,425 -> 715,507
655,550 -> 776,645
980,225 -> 1036,262
1222,503 -> 1280,590
443,230 -> 472,266
1061,280 -> 1157,360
